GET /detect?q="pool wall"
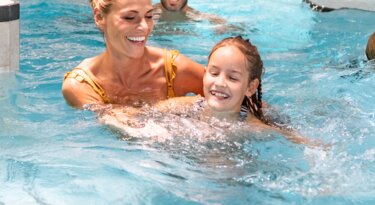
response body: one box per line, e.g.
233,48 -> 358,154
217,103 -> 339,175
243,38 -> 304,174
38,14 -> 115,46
0,0 -> 19,71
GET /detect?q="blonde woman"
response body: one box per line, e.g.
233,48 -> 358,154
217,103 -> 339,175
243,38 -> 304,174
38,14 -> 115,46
62,0 -> 204,108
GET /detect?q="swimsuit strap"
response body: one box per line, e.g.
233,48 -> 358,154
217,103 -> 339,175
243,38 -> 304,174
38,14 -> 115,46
164,49 -> 180,98
193,97 -> 205,112
64,68 -> 111,103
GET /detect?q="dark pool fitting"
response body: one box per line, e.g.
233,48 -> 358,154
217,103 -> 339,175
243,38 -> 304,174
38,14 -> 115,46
0,2 -> 19,22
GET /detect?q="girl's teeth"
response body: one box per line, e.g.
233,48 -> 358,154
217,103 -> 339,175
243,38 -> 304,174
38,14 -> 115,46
212,91 -> 228,98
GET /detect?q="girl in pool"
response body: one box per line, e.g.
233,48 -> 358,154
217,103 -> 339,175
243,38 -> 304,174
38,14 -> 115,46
198,35 -> 265,122
98,36 -> 320,146
62,0 -> 204,108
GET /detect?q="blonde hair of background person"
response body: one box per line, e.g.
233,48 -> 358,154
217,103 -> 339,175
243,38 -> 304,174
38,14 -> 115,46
366,32 -> 375,60
62,0 -> 204,108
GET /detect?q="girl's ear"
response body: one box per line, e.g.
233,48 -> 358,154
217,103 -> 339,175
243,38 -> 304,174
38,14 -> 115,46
93,9 -> 105,32
245,79 -> 259,98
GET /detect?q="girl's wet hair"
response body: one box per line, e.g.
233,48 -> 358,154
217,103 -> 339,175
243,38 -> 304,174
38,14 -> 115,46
90,0 -> 113,15
366,32 -> 375,60
208,36 -> 268,124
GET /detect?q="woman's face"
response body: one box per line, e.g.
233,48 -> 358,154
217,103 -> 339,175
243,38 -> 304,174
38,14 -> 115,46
161,0 -> 187,11
204,45 -> 254,115
99,0 -> 154,58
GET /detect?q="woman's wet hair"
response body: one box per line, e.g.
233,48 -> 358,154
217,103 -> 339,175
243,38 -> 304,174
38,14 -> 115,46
90,0 -> 113,15
366,32 -> 375,60
208,36 -> 268,124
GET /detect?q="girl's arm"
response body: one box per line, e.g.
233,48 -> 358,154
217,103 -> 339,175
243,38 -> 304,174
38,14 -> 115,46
247,115 -> 328,148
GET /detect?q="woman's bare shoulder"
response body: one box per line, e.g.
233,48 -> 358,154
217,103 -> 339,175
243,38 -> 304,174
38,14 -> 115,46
62,77 -> 102,108
146,46 -> 165,56
76,56 -> 100,71
62,57 -> 103,108
145,46 -> 166,63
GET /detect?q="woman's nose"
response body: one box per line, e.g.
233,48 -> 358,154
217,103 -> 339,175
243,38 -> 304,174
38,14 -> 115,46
138,18 -> 150,30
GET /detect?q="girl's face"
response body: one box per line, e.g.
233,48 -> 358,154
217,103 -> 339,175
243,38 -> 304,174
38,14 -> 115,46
97,0 -> 154,58
204,45 -> 256,115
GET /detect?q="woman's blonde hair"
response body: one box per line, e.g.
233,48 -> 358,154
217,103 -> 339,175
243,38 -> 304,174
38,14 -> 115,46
90,0 -> 114,15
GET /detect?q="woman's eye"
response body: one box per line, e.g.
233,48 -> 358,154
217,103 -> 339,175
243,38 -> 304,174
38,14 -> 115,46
123,16 -> 135,20
146,15 -> 153,19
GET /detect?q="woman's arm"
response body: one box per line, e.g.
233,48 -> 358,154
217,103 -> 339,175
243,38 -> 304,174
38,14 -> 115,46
62,77 -> 103,108
152,95 -> 201,112
173,53 -> 205,96
91,96 -> 200,126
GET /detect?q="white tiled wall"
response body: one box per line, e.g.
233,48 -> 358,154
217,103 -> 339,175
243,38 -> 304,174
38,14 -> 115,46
9,20 -> 19,70
0,21 -> 10,70
0,0 -> 19,71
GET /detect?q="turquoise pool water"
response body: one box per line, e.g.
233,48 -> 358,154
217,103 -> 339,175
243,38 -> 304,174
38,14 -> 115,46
1,0 -> 375,204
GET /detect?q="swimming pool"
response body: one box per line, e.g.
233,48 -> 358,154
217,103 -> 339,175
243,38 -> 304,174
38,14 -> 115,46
1,0 -> 375,204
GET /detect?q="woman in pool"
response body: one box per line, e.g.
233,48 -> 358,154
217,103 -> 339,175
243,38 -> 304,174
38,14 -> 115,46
99,36 -> 320,146
62,0 -> 204,108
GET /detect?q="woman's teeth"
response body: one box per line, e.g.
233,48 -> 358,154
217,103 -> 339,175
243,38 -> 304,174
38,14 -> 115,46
127,36 -> 146,42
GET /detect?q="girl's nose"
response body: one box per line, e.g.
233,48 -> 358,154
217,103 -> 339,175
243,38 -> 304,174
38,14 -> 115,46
214,74 -> 227,87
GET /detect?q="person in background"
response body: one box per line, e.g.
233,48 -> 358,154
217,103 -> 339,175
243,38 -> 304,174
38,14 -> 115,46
62,0 -> 205,108
366,32 -> 375,60
153,0 -> 243,34
153,0 -> 225,23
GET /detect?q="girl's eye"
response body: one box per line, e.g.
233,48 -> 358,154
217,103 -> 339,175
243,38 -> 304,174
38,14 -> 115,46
146,15 -> 153,19
229,76 -> 239,81
210,72 -> 219,76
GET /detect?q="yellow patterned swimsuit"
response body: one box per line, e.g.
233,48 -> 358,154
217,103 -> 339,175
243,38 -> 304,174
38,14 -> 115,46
64,49 -> 180,103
